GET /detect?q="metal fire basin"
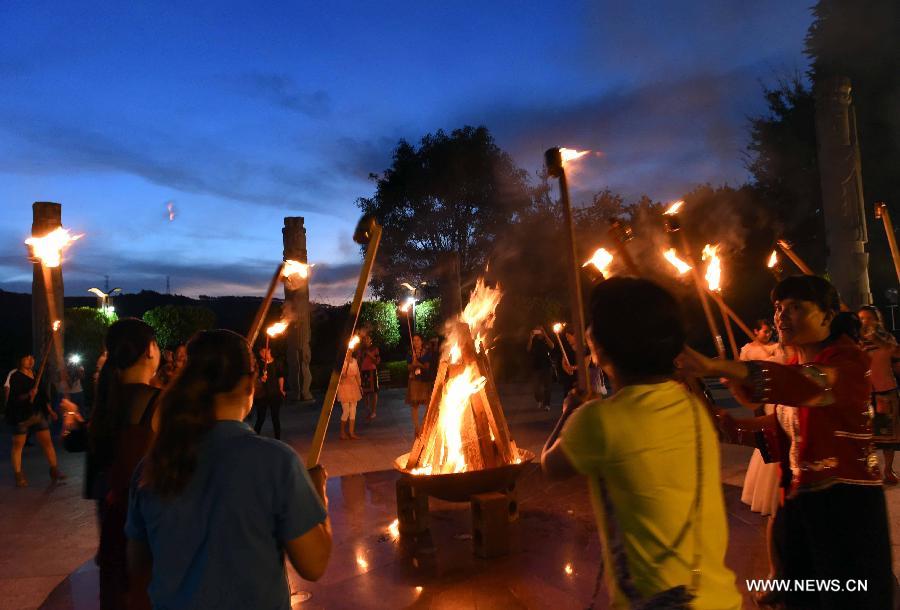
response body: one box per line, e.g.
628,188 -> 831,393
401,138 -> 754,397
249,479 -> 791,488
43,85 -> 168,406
393,449 -> 534,502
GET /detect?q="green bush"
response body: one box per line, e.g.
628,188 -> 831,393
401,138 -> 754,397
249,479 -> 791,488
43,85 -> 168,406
383,360 -> 409,387
413,298 -> 441,339
359,301 -> 401,350
142,305 -> 216,349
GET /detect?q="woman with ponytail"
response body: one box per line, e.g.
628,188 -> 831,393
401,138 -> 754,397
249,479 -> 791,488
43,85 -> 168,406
87,318 -> 160,610
126,330 -> 331,609
680,276 -> 891,609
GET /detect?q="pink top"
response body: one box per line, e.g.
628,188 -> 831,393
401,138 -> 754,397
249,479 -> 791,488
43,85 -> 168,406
338,357 -> 363,403
866,345 -> 897,392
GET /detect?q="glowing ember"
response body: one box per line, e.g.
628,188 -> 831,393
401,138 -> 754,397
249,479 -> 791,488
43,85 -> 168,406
387,519 -> 400,540
559,148 -> 590,164
409,464 -> 433,476
356,555 -> 369,570
582,247 -> 614,275
348,335 -> 361,350
663,249 -> 692,275
282,259 -> 311,280
449,344 -> 462,364
663,200 -> 684,216
552,322 -> 563,334
702,244 -> 722,292
415,586 -> 423,594
266,321 -> 288,337
564,563 -> 574,576
767,250 -> 779,268
52,320 -> 61,332
435,366 -> 487,474
25,227 -> 83,268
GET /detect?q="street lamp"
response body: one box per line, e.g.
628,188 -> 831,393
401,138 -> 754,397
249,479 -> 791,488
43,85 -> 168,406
88,287 -> 121,317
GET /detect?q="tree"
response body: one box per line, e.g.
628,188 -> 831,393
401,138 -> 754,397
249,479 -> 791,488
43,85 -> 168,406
64,307 -> 117,374
142,305 -> 215,349
357,126 -> 532,300
358,301 -> 401,351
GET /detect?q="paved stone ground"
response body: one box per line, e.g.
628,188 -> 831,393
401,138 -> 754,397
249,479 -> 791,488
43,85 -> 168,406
2,383 -> 900,609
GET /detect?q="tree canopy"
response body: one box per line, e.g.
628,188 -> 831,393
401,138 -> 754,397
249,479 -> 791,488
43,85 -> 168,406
357,125 -> 532,299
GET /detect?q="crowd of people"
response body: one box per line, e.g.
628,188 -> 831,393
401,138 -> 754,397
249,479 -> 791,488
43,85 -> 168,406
2,273 -> 897,608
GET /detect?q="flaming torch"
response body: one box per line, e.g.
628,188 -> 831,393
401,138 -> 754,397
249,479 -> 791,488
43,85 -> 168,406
767,249 -> 784,281
607,218 -> 641,276
307,216 -> 383,468
583,247 -> 614,280
551,322 -> 572,369
875,203 -> 900,286
545,147 -> 590,394
399,297 -> 415,343
662,202 -> 726,359
265,320 -> 288,351
703,245 -> 739,359
775,239 -> 815,276
33,320 -> 61,401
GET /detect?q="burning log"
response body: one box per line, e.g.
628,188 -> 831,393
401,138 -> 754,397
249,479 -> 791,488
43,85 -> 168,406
307,216 -> 382,468
875,203 -> 900,286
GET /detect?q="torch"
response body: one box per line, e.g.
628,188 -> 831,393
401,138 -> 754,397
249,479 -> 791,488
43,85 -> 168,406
545,147 -> 590,395
663,202 -> 726,359
307,216 -> 383,468
703,245 -> 739,359
582,247 -> 614,282
876,203 -> 900,286
607,218 -> 641,276
33,320 -> 61,402
399,297 -> 415,343
776,239 -> 815,276
766,249 -> 784,282
265,320 -> 288,352
246,259 -> 310,348
551,323 -> 573,369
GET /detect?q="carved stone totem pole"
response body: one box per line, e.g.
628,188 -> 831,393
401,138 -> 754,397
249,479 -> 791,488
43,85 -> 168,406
282,217 -> 314,401
814,76 -> 872,309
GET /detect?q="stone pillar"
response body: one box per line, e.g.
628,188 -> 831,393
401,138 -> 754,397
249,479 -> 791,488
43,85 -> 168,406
31,202 -> 65,384
814,76 -> 872,308
282,217 -> 314,402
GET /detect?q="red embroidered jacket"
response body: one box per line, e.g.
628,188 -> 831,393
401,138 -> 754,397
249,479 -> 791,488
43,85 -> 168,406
742,336 -> 880,494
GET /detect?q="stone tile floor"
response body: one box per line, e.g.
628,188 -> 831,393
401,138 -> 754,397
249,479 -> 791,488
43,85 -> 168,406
1,383 -> 899,609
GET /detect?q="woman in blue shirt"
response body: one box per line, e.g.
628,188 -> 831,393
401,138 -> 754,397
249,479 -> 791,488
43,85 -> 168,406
126,330 -> 331,609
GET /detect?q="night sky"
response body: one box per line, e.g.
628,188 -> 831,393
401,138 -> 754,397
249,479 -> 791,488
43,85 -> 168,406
0,1 -> 812,302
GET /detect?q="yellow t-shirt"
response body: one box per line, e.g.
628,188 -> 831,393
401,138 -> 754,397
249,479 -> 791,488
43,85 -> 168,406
560,381 -> 742,610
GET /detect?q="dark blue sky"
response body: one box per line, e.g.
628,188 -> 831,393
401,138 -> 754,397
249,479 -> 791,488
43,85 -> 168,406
0,1 -> 813,302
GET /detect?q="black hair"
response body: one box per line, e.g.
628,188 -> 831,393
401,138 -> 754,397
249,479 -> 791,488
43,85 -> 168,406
829,311 -> 862,343
144,329 -> 255,497
753,318 -> 772,331
771,276 -> 841,315
588,277 -> 685,377
89,318 -> 157,458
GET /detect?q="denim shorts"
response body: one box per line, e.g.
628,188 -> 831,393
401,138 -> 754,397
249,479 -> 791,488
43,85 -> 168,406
9,412 -> 50,436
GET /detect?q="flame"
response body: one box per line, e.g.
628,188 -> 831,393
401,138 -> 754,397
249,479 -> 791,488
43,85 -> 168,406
552,322 -> 563,334
282,259 -> 311,280
25,228 -> 83,268
415,586 -> 423,594
583,247 -> 614,275
564,563 -> 574,576
266,321 -> 288,337
560,148 -> 590,164
663,200 -> 684,216
356,555 -> 369,570
434,365 -> 486,474
702,244 -> 722,292
388,519 -> 400,540
400,297 -> 415,313
409,464 -> 433,476
767,250 -> 779,268
449,343 -> 462,364
348,335 -> 361,350
663,249 -> 692,275
461,279 -> 501,343
52,320 -> 61,332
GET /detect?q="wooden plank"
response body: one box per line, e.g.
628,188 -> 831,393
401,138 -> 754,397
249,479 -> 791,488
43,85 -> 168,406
474,352 -> 514,463
406,359 -> 448,469
469,391 -> 499,469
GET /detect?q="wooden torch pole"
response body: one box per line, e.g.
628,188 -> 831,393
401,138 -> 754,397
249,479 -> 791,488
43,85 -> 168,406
876,202 -> 900,286
247,262 -> 286,348
307,217 -> 382,468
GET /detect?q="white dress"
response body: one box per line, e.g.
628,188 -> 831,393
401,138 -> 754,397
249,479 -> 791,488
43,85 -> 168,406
739,342 -> 785,516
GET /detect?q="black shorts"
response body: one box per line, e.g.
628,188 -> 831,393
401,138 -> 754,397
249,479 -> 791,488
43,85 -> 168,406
9,412 -> 50,436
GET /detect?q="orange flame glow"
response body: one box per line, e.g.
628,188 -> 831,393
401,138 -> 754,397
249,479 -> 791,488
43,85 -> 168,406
702,244 -> 722,292
399,297 -> 415,313
663,200 -> 684,216
767,250 -> 779,268
348,335 -> 361,350
25,228 -> 83,268
461,279 -> 501,352
449,344 -> 462,364
663,249 -> 692,275
560,148 -> 590,164
583,247 -> 614,276
52,320 -> 61,332
282,259 -> 311,280
266,321 -> 289,337
552,322 -> 563,334
435,365 -> 486,474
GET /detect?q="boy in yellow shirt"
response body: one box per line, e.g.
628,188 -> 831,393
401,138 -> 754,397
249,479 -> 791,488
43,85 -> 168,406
541,277 -> 741,610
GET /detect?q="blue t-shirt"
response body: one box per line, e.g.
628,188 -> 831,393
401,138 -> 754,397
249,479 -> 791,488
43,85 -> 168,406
125,420 -> 327,610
